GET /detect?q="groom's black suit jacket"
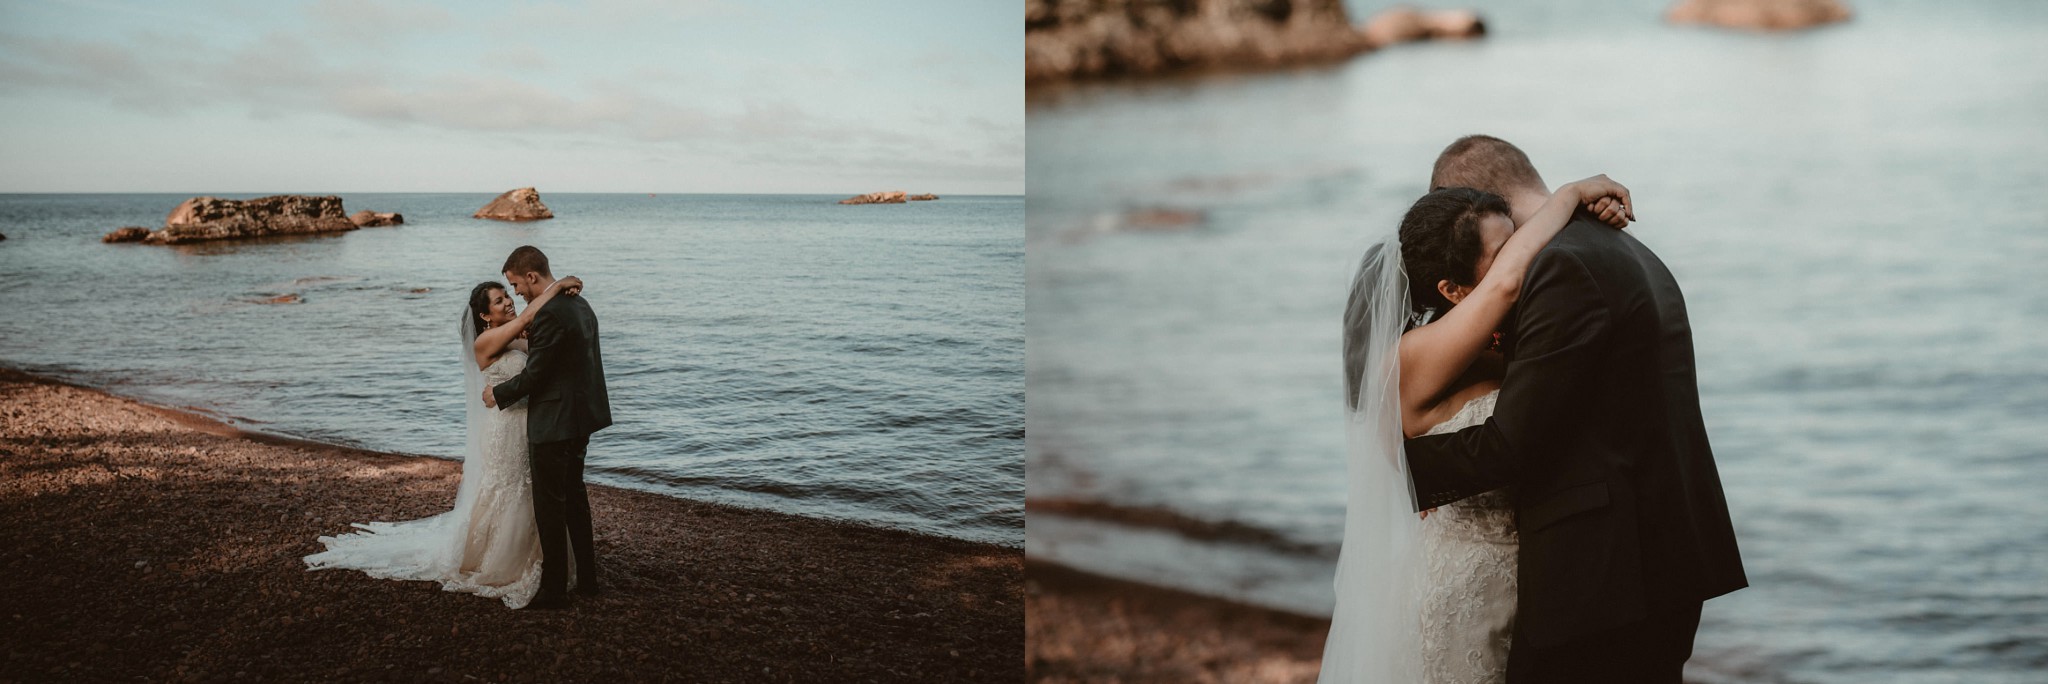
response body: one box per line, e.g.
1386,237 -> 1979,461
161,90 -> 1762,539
1404,217 -> 1746,652
492,293 -> 612,444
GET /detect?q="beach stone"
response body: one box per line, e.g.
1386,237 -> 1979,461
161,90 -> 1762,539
909,193 -> 939,201
145,196 -> 358,245
103,227 -> 152,243
1025,0 -> 1374,83
1667,0 -> 1851,31
347,210 -> 403,227
472,187 -> 554,221
1361,7 -> 1486,48
838,191 -> 908,205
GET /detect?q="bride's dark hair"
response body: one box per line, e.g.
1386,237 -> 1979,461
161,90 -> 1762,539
1398,187 -> 1510,319
466,282 -> 505,340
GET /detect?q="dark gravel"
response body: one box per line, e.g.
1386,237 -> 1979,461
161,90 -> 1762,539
0,369 -> 1021,683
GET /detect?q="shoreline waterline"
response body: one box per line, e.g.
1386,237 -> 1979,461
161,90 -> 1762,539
0,362 -> 1012,550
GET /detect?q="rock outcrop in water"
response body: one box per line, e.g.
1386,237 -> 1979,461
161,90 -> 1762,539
1361,6 -> 1487,47
839,191 -> 909,205
472,187 -> 554,221
102,226 -> 152,243
1026,0 -> 1374,84
348,210 -> 404,227
1667,0 -> 1850,31
909,193 -> 939,201
132,195 -> 358,245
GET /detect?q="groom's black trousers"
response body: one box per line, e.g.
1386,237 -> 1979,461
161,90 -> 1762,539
1508,601 -> 1702,684
530,435 -> 598,596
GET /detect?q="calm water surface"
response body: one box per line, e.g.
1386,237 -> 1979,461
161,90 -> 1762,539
0,193 -> 1023,546
1027,1 -> 2048,680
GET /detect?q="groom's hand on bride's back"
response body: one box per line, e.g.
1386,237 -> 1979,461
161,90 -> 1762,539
482,386 -> 497,408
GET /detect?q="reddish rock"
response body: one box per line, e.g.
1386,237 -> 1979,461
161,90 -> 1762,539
261,294 -> 303,305
1362,7 -> 1486,48
347,210 -> 404,228
146,195 -> 358,245
1667,0 -> 1851,31
909,193 -> 940,201
838,191 -> 909,205
1124,207 -> 1206,231
103,227 -> 153,243
472,187 -> 554,222
1025,0 -> 1375,84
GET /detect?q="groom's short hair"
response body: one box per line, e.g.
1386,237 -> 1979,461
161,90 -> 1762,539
1430,135 -> 1547,195
502,245 -> 551,277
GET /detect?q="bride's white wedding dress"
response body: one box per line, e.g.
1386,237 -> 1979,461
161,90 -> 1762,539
304,349 -> 544,609
1418,389 -> 1517,683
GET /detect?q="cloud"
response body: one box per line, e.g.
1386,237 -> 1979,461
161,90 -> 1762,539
304,0 -> 455,45
482,45 -> 551,72
499,0 -> 743,30
0,30 -> 910,150
0,2 -> 1022,192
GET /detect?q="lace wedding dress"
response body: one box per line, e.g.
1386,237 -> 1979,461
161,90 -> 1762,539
1418,389 -> 1517,683
304,349 -> 543,609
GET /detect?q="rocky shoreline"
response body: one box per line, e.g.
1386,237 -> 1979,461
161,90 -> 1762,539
0,368 -> 1021,682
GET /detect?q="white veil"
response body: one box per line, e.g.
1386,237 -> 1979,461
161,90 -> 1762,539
444,302 -> 488,560
1317,235 -> 1427,683
302,304 -> 485,580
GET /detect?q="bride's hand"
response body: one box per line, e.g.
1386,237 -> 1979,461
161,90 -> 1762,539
1564,174 -> 1634,228
557,276 -> 583,296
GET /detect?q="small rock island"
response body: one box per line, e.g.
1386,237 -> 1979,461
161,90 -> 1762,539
1667,0 -> 1851,31
840,191 -> 909,205
348,210 -> 404,227
473,187 -> 554,221
102,195 -> 365,245
838,191 -> 942,205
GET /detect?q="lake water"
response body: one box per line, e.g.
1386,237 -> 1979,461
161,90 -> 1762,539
0,192 -> 1023,546
1025,0 -> 2048,681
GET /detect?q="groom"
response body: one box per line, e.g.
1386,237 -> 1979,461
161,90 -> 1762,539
1403,136 -> 1747,682
483,245 -> 612,609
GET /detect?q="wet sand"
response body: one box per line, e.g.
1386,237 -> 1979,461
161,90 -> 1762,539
1026,560 -> 1329,683
0,368 -> 1020,682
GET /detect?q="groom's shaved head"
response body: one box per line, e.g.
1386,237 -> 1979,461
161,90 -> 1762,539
502,245 -> 551,278
1430,135 -> 1547,196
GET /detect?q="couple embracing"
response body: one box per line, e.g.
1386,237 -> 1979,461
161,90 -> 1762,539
306,246 -> 610,611
1320,136 -> 1748,683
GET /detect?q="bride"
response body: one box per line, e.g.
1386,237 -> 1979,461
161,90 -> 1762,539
1319,176 -> 1632,682
304,275 -> 581,609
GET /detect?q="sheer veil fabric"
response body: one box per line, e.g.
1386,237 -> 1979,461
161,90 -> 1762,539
1318,235 -> 1427,683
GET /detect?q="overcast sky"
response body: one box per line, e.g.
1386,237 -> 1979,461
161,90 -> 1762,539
0,0 -> 1021,194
